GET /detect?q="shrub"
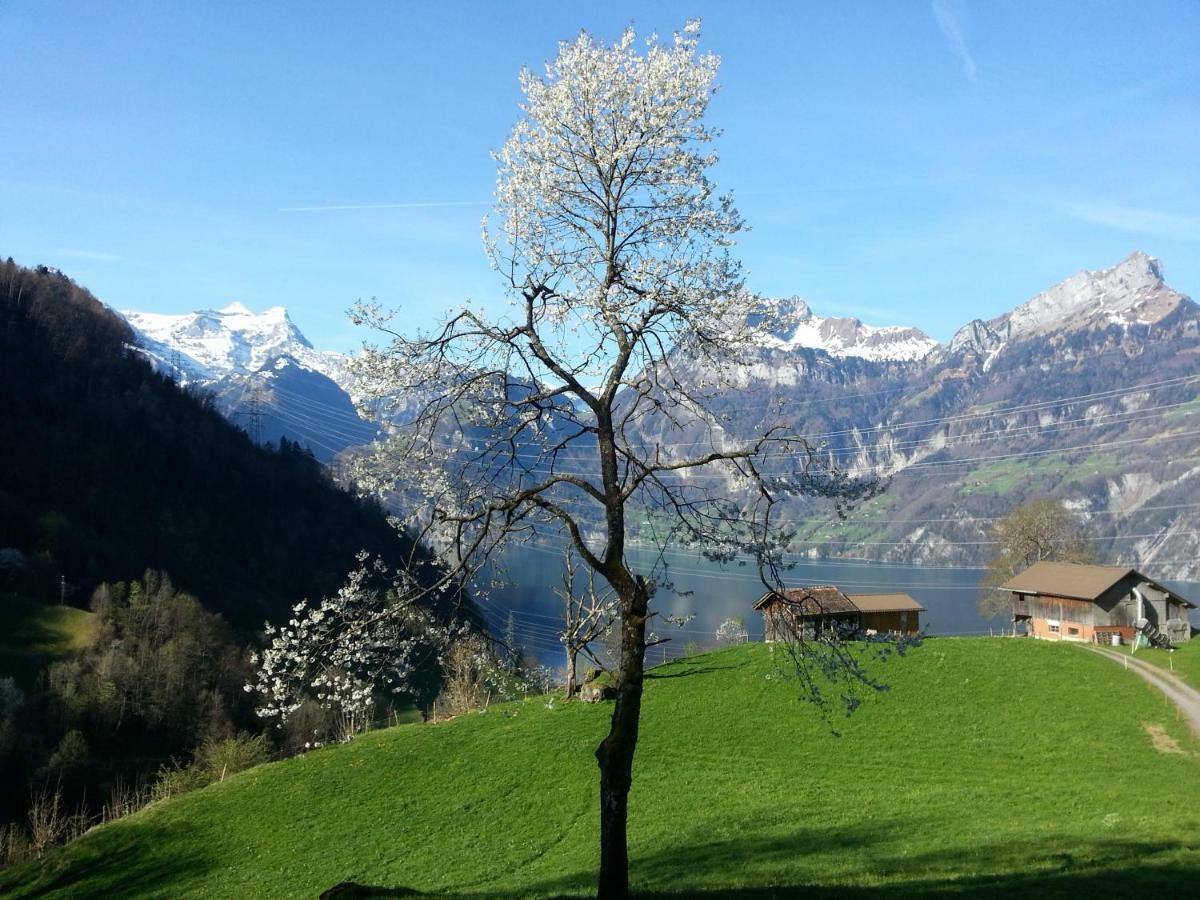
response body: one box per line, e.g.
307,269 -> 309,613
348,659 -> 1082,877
0,821 -> 32,868
151,761 -> 213,802
432,640 -> 493,719
152,733 -> 271,801
715,617 -> 748,645
195,734 -> 270,782
26,786 -> 86,858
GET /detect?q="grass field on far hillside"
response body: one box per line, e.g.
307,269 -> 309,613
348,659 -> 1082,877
2,639 -> 1198,899
0,595 -> 95,688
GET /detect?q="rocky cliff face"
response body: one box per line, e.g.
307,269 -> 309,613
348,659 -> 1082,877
628,253 -> 1200,579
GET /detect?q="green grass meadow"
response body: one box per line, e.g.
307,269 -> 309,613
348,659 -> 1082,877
1111,637 -> 1200,687
3,639 -> 1198,898
0,595 -> 94,688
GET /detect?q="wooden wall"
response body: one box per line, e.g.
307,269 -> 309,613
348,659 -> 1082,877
861,610 -> 920,635
760,604 -> 920,640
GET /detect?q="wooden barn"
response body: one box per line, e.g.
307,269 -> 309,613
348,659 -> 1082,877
998,561 -> 1195,646
755,586 -> 924,641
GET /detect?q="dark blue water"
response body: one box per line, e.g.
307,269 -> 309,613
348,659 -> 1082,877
473,542 -> 1200,668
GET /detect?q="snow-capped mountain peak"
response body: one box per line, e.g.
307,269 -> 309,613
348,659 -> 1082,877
750,296 -> 938,362
999,251 -> 1180,339
116,302 -> 370,461
120,303 -> 335,382
945,251 -> 1190,368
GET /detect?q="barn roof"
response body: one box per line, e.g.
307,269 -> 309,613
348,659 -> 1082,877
845,593 -> 926,613
753,585 -> 857,616
998,561 -> 1134,601
998,561 -> 1195,607
754,587 -> 925,617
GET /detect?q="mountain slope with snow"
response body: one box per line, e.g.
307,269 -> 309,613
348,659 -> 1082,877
113,253 -> 1200,577
118,303 -> 371,462
121,302 -> 351,387
945,252 -> 1187,367
750,297 -> 938,362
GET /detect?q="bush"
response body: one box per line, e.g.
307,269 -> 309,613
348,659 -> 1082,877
433,640 -> 493,719
0,821 -> 32,868
195,734 -> 269,782
431,637 -> 532,719
152,733 -> 270,802
26,786 -> 86,858
715,617 -> 748,645
150,762 -> 213,803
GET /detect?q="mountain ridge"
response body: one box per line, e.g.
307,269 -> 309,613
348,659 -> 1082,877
118,303 -> 372,461
114,251 -> 1200,578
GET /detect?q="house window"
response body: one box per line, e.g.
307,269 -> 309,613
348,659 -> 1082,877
1067,626 -> 1079,636
1048,623 -> 1060,633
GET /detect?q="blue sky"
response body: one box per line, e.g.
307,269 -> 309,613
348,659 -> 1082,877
2,1 -> 1197,352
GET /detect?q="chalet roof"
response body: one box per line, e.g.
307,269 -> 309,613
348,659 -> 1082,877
754,587 -> 925,617
845,593 -> 926,613
998,561 -> 1196,607
753,585 -> 858,616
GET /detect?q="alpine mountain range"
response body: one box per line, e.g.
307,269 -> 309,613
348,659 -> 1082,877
119,252 -> 1200,579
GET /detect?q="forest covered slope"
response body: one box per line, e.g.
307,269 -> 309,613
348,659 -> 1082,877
0,259 -> 424,629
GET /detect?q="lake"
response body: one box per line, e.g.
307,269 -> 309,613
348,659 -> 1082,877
475,542 -> 1200,668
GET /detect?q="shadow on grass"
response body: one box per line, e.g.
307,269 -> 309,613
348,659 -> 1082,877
619,829 -> 1197,899
434,825 -> 1199,899
645,659 -> 747,681
6,815 -> 1195,899
0,820 -> 216,900
0,595 -> 76,686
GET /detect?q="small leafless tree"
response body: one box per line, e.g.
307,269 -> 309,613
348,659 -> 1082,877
555,546 -> 618,698
979,497 -> 1096,620
26,786 -> 86,858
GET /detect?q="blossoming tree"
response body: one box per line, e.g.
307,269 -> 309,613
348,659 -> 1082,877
350,22 -> 876,899
248,557 -> 456,743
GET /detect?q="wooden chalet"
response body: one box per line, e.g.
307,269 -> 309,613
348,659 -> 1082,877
755,586 -> 924,641
998,561 -> 1195,646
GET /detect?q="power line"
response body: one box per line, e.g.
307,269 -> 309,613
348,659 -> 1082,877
257,363 -> 1200,462
238,383 -> 264,444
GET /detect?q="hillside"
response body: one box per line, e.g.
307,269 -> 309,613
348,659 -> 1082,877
0,259 -> 430,629
0,597 -> 94,689
4,640 -> 1197,898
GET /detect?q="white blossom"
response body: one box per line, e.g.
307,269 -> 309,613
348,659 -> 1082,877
246,563 -> 460,738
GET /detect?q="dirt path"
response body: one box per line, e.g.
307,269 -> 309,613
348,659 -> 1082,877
1091,647 -> 1200,738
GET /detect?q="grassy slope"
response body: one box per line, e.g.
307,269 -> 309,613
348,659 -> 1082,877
1111,638 -> 1200,687
3,639 -> 1199,899
0,596 -> 95,687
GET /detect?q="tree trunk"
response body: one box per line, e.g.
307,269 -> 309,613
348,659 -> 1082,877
594,576 -> 648,900
567,646 -> 578,698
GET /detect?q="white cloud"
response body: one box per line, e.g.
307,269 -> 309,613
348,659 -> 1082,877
932,0 -> 978,81
1062,201 -> 1200,243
